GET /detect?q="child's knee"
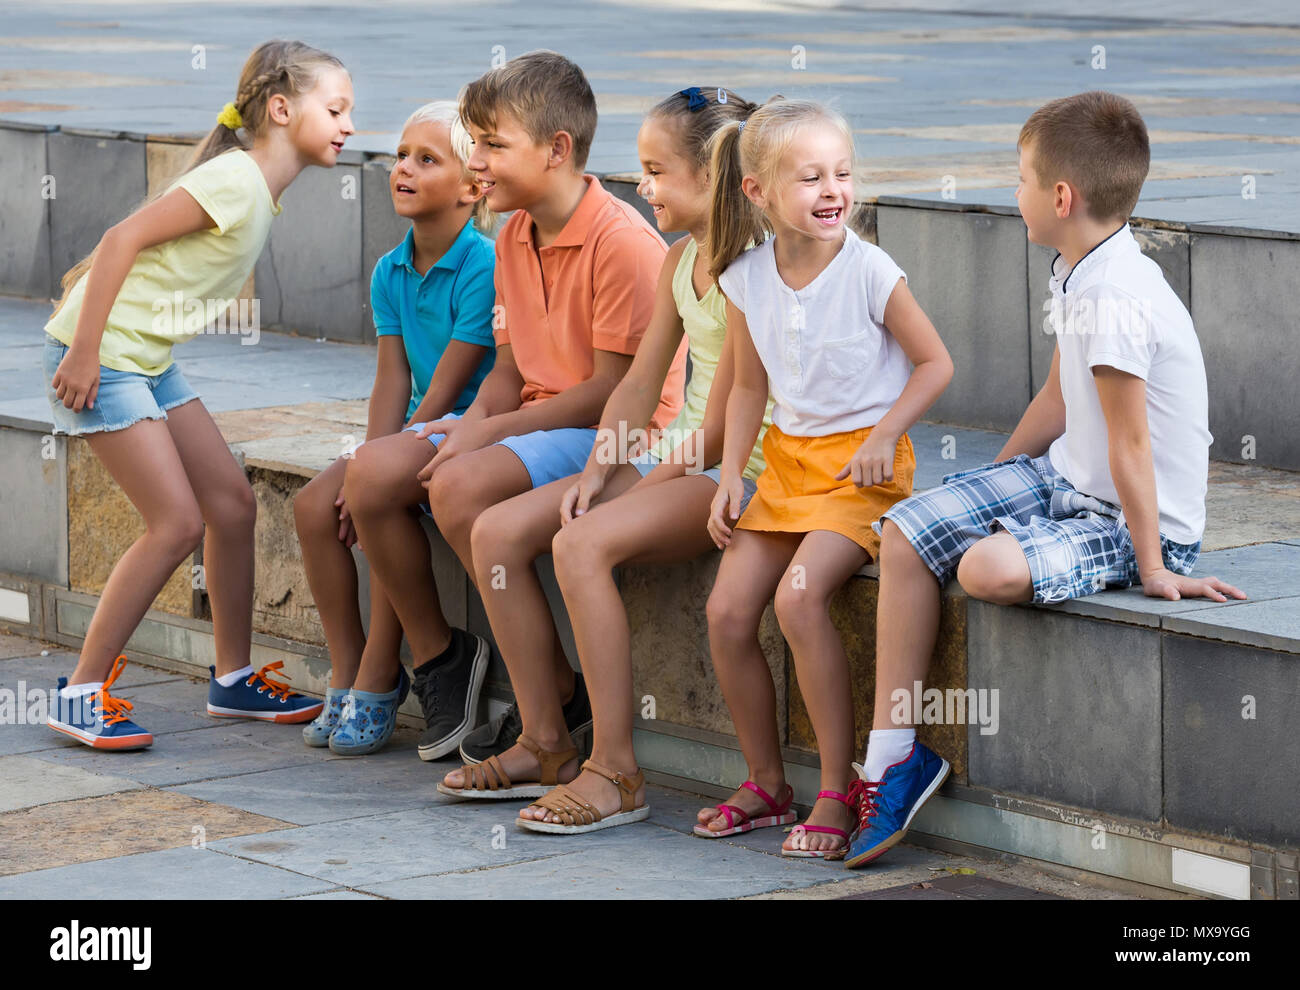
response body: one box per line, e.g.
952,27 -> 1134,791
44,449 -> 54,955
706,583 -> 756,644
219,479 -> 257,533
292,478 -> 332,534
552,517 -> 602,579
879,519 -> 922,570
469,505 -> 512,575
772,580 -> 820,638
956,535 -> 1032,604
152,508 -> 205,561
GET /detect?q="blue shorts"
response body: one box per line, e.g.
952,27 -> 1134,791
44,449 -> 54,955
43,334 -> 199,436
628,451 -> 758,514
404,416 -> 595,494
496,427 -> 598,490
402,411 -> 462,449
877,453 -> 1201,604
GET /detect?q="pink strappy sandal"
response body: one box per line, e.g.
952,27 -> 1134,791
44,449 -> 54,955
693,780 -> 797,838
782,788 -> 855,859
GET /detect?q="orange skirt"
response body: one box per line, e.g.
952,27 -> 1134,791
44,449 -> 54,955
736,424 -> 916,560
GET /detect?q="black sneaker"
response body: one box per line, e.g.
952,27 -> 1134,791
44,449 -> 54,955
413,628 -> 489,762
458,669 -> 593,765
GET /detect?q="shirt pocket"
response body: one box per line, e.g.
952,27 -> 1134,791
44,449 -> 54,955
822,327 -> 882,381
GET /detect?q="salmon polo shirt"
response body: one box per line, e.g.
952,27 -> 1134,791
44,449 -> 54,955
493,174 -> 687,431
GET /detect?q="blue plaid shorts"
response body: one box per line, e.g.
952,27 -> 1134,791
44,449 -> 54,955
875,453 -> 1201,604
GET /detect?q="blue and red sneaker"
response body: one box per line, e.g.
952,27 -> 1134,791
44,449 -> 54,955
48,655 -> 153,750
207,661 -> 323,724
843,741 -> 950,869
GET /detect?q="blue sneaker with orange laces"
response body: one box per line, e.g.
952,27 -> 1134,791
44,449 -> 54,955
207,662 -> 323,724
48,655 -> 153,750
843,741 -> 950,869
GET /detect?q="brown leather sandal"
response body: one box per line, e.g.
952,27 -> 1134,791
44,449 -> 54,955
436,733 -> 578,800
516,758 -> 650,834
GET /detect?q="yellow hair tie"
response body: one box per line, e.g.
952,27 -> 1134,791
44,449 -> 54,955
217,102 -> 243,130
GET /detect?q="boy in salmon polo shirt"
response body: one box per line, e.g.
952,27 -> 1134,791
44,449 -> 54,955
344,50 -> 686,769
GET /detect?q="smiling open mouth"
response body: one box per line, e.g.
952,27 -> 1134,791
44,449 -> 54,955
813,207 -> 842,224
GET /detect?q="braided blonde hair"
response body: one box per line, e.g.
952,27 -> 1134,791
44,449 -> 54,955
51,40 -> 346,318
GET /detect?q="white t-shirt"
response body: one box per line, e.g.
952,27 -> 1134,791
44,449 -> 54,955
1045,224 -> 1211,545
718,228 -> 911,437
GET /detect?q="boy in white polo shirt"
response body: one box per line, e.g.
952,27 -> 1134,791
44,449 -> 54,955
843,91 -> 1247,870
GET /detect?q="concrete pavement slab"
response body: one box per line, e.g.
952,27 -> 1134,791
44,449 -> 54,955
0,844 -> 331,899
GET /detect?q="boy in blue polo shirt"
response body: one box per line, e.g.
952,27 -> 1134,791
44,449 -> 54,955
293,100 -> 497,756
843,92 -> 1246,869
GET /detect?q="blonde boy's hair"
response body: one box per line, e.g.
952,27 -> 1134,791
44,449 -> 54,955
1018,91 -> 1150,222
51,40 -> 346,319
706,98 -> 854,281
458,50 -> 597,171
402,100 -> 497,233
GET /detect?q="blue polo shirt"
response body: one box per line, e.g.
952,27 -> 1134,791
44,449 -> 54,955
371,219 -> 496,420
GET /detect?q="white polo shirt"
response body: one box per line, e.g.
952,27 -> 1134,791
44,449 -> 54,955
1045,224 -> 1211,545
718,228 -> 911,437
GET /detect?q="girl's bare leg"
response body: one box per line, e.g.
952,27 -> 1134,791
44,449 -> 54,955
697,527 -> 802,832
163,399 -> 258,678
521,472 -> 720,822
773,530 -> 869,854
71,418 -> 205,683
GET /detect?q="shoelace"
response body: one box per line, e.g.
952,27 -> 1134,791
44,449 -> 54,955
92,655 -> 137,726
847,776 -> 884,832
414,667 -> 441,716
246,661 -> 294,702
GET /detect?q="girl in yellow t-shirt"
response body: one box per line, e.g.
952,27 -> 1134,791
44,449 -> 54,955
42,41 -> 352,750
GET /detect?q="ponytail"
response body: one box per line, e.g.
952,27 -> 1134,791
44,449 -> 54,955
706,120 -> 768,283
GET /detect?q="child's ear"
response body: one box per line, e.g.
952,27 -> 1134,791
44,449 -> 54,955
547,130 -> 575,170
741,175 -> 766,210
461,175 -> 486,206
1054,180 -> 1074,219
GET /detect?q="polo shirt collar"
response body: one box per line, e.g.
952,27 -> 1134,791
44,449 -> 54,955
397,219 -> 478,276
1051,222 -> 1133,294
515,174 -> 607,248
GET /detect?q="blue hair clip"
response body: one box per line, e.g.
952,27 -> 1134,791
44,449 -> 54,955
679,87 -> 707,112
737,120 -> 746,132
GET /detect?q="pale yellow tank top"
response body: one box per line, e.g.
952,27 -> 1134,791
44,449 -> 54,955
650,236 -> 774,480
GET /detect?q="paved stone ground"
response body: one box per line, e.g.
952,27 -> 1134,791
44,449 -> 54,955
0,0 -> 1297,232
0,631 -> 1141,899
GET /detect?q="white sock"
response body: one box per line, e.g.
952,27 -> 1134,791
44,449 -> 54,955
862,728 -> 916,782
215,664 -> 254,687
60,681 -> 103,699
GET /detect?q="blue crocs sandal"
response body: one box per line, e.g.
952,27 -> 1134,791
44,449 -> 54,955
302,686 -> 352,748
48,655 -> 153,751
207,661 -> 324,724
328,665 -> 411,756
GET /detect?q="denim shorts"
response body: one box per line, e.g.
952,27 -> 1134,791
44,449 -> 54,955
43,334 -> 198,436
628,451 -> 758,513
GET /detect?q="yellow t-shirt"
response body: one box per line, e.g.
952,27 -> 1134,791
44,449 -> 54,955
44,149 -> 283,376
